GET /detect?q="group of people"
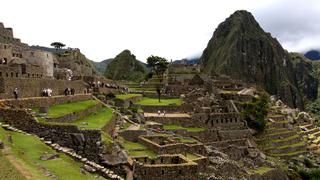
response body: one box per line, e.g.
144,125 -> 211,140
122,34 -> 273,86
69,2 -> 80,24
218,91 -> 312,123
42,88 -> 53,97
157,110 -> 166,117
64,88 -> 75,96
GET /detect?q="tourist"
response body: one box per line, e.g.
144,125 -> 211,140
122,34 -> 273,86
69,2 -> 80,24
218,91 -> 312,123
13,88 -> 19,99
71,88 -> 75,95
158,110 -> 161,117
163,110 -> 166,117
47,88 -> 52,97
64,88 -> 68,96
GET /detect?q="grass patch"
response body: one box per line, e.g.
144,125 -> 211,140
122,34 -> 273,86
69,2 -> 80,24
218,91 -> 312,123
136,97 -> 182,106
271,134 -> 299,143
115,94 -> 142,100
0,151 -> 26,180
163,124 -> 205,132
36,100 -> 99,118
0,127 -> 103,179
271,150 -> 307,157
122,140 -> 156,157
71,107 -> 113,130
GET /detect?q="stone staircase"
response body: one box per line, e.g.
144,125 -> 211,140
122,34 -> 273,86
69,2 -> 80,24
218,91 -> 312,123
258,114 -> 307,159
300,123 -> 320,153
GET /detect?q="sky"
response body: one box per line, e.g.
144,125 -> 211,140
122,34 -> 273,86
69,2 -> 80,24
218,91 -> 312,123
0,0 -> 319,62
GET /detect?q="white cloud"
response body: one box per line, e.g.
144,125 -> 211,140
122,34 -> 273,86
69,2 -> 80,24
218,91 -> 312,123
0,0 -> 318,61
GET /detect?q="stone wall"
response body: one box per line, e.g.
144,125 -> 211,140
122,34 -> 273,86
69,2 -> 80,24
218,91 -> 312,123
0,108 -> 103,162
133,154 -> 198,180
0,78 -> 87,99
119,129 -> 147,142
139,136 -> 206,155
46,103 -> 102,122
0,94 -> 92,108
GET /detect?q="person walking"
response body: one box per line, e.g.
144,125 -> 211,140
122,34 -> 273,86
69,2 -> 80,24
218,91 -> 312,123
13,88 -> 19,99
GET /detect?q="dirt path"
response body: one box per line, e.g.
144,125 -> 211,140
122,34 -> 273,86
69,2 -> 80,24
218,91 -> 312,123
144,113 -> 190,118
2,146 -> 35,180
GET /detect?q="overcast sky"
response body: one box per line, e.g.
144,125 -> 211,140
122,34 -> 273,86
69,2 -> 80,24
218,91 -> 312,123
0,0 -> 319,62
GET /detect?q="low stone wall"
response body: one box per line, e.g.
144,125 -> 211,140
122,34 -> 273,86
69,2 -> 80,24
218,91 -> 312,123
133,155 -> 198,180
46,103 -> 102,122
217,129 -> 252,140
0,108 -> 103,162
139,135 -> 206,155
119,129 -> 147,142
114,96 -> 142,108
206,138 -> 248,148
0,77 -> 87,99
0,94 -> 92,109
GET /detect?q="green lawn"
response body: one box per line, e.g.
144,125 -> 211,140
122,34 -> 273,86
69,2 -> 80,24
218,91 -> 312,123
0,127 -> 104,180
71,107 -> 114,130
38,100 -> 100,118
0,151 -> 26,180
136,97 -> 182,106
163,124 -> 206,132
122,140 -> 156,157
115,94 -> 142,100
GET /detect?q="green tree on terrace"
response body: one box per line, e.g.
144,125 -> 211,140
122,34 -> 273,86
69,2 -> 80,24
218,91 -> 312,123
51,42 -> 65,50
147,55 -> 169,102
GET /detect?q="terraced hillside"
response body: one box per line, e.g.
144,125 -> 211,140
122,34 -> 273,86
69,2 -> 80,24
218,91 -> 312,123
258,114 -> 307,158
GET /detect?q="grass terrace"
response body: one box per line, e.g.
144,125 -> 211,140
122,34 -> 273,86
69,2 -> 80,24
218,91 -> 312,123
136,97 -> 182,106
34,100 -> 100,118
164,124 -> 206,133
0,127 -> 104,180
115,94 -> 142,100
71,107 -> 113,130
121,140 -> 156,157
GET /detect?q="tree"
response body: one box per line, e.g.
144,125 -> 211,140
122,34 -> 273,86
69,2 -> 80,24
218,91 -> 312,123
147,55 -> 169,102
51,42 -> 65,50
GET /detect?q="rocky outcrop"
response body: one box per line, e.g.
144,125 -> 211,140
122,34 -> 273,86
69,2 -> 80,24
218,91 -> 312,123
199,10 -> 318,109
54,48 -> 99,78
290,53 -> 318,102
104,50 -> 146,81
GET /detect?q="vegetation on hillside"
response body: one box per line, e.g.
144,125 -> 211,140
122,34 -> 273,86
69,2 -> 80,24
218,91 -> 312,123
104,50 -> 147,82
241,93 -> 269,133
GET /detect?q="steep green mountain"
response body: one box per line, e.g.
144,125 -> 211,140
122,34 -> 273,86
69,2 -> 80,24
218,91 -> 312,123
200,10 -> 318,109
91,59 -> 113,74
104,50 -> 147,81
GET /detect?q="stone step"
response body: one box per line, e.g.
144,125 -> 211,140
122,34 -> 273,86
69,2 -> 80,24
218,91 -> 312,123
269,134 -> 302,147
301,128 -> 319,135
267,121 -> 289,129
265,128 -> 291,135
270,150 -> 307,159
300,124 -> 315,130
265,130 -> 297,140
266,142 -> 306,154
267,115 -> 286,122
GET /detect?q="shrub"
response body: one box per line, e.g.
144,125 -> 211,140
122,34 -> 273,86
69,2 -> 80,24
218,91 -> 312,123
241,93 -> 269,133
298,169 -> 320,180
105,93 -> 116,100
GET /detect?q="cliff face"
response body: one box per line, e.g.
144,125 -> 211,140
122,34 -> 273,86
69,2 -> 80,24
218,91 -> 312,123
104,50 -> 146,81
290,53 -> 318,102
200,10 -> 318,109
